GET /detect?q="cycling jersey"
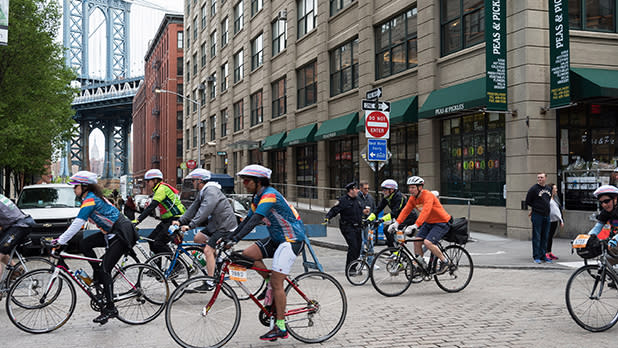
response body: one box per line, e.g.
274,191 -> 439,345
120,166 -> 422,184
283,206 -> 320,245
247,186 -> 306,244
397,189 -> 451,226
151,182 -> 185,219
77,192 -> 121,232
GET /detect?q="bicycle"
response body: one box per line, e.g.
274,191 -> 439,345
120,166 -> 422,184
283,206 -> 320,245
345,219 -> 379,286
5,238 -> 170,333
165,241 -> 348,348
566,235 -> 618,332
0,240 -> 54,300
369,234 -> 474,297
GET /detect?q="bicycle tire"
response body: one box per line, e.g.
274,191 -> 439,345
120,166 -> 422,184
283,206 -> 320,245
5,256 -> 54,290
113,263 -> 169,325
166,276 -> 241,348
145,252 -> 191,288
434,245 -> 474,293
370,247 -> 413,297
285,271 -> 347,344
345,259 -> 370,286
565,264 -> 618,332
6,268 -> 76,333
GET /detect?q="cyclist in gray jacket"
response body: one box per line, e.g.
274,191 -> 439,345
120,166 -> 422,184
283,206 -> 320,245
0,194 -> 34,281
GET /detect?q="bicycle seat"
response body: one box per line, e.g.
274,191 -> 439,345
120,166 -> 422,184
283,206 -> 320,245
229,251 -> 255,268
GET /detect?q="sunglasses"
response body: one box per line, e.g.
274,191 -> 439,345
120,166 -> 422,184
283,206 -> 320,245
600,198 -> 613,205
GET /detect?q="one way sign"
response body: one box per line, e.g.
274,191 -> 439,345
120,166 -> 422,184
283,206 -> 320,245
362,99 -> 390,112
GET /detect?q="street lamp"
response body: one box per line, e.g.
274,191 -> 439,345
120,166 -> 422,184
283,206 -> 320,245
155,87 -> 203,168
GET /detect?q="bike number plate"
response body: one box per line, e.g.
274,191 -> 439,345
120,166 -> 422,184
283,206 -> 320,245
229,265 -> 247,282
572,234 -> 590,248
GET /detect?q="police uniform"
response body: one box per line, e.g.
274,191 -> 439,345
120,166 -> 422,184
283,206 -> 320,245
325,182 -> 363,268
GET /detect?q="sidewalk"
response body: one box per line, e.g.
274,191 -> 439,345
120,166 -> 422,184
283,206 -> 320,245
309,226 -> 586,270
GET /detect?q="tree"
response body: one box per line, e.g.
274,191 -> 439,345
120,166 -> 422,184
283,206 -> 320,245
0,0 -> 76,186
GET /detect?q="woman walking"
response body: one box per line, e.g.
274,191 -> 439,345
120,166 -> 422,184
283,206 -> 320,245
547,183 -> 563,260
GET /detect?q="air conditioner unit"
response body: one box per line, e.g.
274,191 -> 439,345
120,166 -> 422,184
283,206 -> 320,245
278,10 -> 287,20
206,76 -> 216,82
198,83 -> 206,90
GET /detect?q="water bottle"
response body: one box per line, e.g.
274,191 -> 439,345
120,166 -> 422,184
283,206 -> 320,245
368,229 -> 374,242
75,268 -> 93,286
192,251 -> 207,267
396,230 -> 404,243
264,282 -> 273,306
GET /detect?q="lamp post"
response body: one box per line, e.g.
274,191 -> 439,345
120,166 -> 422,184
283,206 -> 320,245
155,87 -> 202,168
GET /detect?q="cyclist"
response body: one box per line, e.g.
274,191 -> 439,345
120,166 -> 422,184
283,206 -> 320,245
53,171 -> 138,324
225,164 -> 306,341
173,168 -> 237,289
133,169 -> 186,255
367,179 -> 416,247
0,193 -> 34,283
587,185 -> 618,257
388,176 -> 452,274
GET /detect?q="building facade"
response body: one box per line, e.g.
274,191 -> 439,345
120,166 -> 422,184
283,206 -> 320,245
183,0 -> 618,238
133,14 -> 185,191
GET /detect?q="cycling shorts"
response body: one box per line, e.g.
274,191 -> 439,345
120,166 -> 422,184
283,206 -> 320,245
416,222 -> 450,245
256,237 -> 304,275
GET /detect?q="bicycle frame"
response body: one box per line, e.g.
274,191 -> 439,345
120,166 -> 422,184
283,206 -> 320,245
160,242 -> 206,278
0,245 -> 29,285
391,238 -> 441,277
586,243 -> 618,297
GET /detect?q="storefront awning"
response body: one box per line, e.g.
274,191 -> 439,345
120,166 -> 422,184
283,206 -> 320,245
571,68 -> 618,102
281,124 -> 317,147
260,131 -> 286,151
314,112 -> 358,141
418,77 -> 486,119
356,96 -> 418,132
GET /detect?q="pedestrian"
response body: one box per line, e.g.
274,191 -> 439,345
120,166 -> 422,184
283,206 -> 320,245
324,182 -> 363,271
358,181 -> 376,265
547,183 -> 563,260
525,172 -> 552,264
123,194 -> 137,220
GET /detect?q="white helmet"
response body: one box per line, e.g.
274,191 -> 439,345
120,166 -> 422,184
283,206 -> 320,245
185,168 -> 211,181
406,176 -> 424,185
237,164 -> 272,179
144,169 -> 163,180
380,179 -> 398,190
68,171 -> 98,185
593,185 -> 618,198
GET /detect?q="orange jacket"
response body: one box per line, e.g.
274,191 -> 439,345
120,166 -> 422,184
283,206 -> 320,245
396,190 -> 451,226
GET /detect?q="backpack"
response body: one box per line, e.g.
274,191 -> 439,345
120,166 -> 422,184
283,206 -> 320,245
443,217 -> 469,244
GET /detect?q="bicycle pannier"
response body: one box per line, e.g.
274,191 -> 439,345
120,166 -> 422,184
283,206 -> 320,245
443,217 -> 469,244
576,234 -> 602,259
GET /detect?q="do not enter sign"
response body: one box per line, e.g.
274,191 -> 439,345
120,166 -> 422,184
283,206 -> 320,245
365,110 -> 390,139
187,160 -> 197,169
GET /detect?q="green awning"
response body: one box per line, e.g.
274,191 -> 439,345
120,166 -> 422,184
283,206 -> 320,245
571,68 -> 618,101
260,131 -> 286,151
314,112 -> 358,141
281,124 -> 317,147
356,96 -> 418,132
419,77 -> 486,119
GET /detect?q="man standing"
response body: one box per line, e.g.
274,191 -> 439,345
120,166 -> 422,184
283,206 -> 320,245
525,172 -> 552,264
358,181 -> 376,265
324,182 -> 363,270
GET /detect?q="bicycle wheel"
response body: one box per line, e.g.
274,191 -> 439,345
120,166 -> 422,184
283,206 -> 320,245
6,269 -> 76,333
146,252 -> 191,288
434,245 -> 474,293
565,264 -> 618,332
345,259 -> 370,286
113,263 -> 169,325
285,271 -> 347,344
370,247 -> 413,297
166,276 -> 241,348
6,256 -> 54,289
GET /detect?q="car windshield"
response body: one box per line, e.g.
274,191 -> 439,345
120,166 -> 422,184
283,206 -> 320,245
17,187 -> 79,208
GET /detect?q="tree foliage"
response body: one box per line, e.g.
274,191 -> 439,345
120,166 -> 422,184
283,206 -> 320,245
0,0 -> 77,175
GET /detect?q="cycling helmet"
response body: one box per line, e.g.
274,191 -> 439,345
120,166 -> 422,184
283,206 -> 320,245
185,168 -> 211,181
406,176 -> 425,185
68,171 -> 98,185
593,185 -> 618,198
237,164 -> 272,179
144,169 -> 163,180
380,179 -> 398,190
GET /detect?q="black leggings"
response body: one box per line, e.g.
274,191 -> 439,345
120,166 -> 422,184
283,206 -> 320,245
548,221 -> 559,253
148,219 -> 173,255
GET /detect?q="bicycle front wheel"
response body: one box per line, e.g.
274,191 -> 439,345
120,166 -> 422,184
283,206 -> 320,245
285,271 -> 347,344
6,269 -> 76,333
434,245 -> 474,293
370,247 -> 413,297
565,264 -> 618,332
146,252 -> 191,288
345,259 -> 370,286
166,276 -> 241,348
113,263 -> 169,325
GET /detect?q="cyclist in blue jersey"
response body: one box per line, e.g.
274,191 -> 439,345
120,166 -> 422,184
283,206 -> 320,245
53,171 -> 138,325
226,164 -> 306,341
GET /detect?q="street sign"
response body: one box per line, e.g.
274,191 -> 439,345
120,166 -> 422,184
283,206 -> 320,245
367,139 -> 387,161
216,151 -> 227,156
366,87 -> 382,100
361,145 -> 391,172
180,162 -> 187,170
361,99 -> 390,112
365,110 -> 390,139
187,160 -> 197,169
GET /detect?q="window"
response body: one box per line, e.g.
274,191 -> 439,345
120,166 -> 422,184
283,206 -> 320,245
330,0 -> 354,16
186,129 -> 190,149
250,90 -> 263,126
221,17 -> 229,47
209,73 -> 216,99
234,1 -> 244,34
376,8 -> 418,79
177,31 -> 183,48
201,43 -> 207,67
210,30 -> 217,58
193,18 -> 198,40
192,90 -> 197,112
386,124 -> 418,187
298,0 -> 317,38
269,150 -> 287,195
233,100 -> 244,132
200,121 -> 205,145
210,115 -> 216,141
570,0 -> 616,32
192,125 -> 197,147
186,27 -> 190,47
440,0 -> 484,56
177,58 -> 183,76
330,38 -> 358,96
251,33 -> 263,70
221,109 -> 228,137
200,84 -> 206,104
328,137 -> 359,199
176,84 -> 183,103
193,53 -> 197,75
221,62 -> 229,91
177,111 -> 183,130
272,19 -> 287,56
296,145 -> 317,198
251,0 -> 263,16
201,5 -> 207,29
272,77 -> 286,118
297,61 -> 317,108
211,0 -> 217,16
234,50 -> 244,82
177,139 -> 183,157
186,61 -> 190,80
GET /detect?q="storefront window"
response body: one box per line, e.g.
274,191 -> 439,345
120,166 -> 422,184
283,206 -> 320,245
327,137 -> 359,199
296,145 -> 317,198
384,125 -> 418,187
249,149 -> 262,164
440,112 -> 505,206
269,150 -> 287,196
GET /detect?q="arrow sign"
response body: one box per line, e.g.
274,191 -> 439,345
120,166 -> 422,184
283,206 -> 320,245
367,139 -> 388,161
366,87 -> 382,100
362,99 -> 390,112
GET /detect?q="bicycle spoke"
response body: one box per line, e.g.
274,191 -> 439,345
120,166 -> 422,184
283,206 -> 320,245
566,265 -> 618,332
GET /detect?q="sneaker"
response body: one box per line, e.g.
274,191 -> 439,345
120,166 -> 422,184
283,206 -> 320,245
436,260 -> 451,275
187,279 -> 215,293
544,257 -> 553,263
93,307 -> 118,325
259,326 -> 289,341
549,252 -> 559,260
533,259 -> 542,264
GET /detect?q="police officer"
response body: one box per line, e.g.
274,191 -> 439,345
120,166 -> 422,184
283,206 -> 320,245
324,182 -> 363,270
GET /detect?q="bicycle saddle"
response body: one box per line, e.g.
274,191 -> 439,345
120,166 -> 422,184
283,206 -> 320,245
229,251 -> 255,268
